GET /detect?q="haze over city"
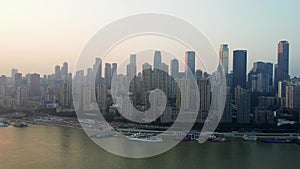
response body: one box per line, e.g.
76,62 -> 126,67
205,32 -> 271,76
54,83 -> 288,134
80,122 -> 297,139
0,0 -> 299,76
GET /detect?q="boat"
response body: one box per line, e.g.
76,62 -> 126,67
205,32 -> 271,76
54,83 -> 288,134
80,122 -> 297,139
208,135 -> 228,142
128,133 -> 163,143
0,122 -> 8,127
261,138 -> 293,143
294,137 -> 300,145
176,132 -> 197,141
13,122 -> 28,128
242,134 -> 258,141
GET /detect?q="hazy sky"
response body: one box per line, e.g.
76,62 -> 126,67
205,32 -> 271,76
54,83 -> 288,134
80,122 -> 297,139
0,0 -> 299,76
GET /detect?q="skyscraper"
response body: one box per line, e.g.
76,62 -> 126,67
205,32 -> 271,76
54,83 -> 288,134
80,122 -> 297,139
219,44 -> 229,74
11,69 -> 18,84
233,50 -> 247,89
112,63 -> 117,77
235,86 -> 251,124
29,73 -> 40,97
154,51 -> 162,69
61,62 -> 68,81
170,58 -> 179,78
105,63 -> 111,89
94,58 -> 102,84
275,40 -> 290,91
55,65 -> 61,80
127,54 -> 137,77
185,51 -> 195,76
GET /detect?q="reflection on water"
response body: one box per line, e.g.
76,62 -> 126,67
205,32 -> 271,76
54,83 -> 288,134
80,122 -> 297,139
1,125 -> 300,169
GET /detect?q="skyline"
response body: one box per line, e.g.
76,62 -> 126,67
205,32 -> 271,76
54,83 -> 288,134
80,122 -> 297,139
0,1 -> 300,76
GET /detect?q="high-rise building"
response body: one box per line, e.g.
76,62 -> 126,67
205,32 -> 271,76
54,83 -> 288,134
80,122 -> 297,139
248,62 -> 273,93
61,62 -> 68,81
219,44 -> 229,74
94,58 -> 102,84
0,75 -> 7,98
197,78 -> 211,122
127,54 -> 137,77
235,86 -> 251,123
29,73 -> 41,97
11,69 -> 18,84
275,40 -> 290,91
105,63 -> 112,89
142,62 -> 152,107
221,87 -> 232,123
170,58 -> 179,78
233,50 -> 247,89
112,63 -> 117,77
195,70 -> 203,81
286,83 -> 300,109
185,51 -> 195,76
154,51 -> 162,69
55,65 -> 61,80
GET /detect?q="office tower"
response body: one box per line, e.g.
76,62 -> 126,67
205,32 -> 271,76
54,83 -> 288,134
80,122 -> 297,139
197,78 -> 211,122
221,87 -> 233,123
29,73 -> 41,97
105,63 -> 112,89
96,83 -> 107,111
170,58 -> 179,78
17,84 -> 29,105
286,84 -> 300,109
55,65 -> 61,80
154,51 -> 162,69
195,69 -> 203,81
248,62 -> 273,93
142,62 -> 152,106
158,63 -> 169,95
94,58 -> 102,84
11,69 -> 18,84
61,62 -> 68,81
176,78 -> 190,110
219,44 -> 229,74
112,63 -> 117,78
185,51 -> 195,76
0,75 -> 7,98
275,40 -> 290,91
235,86 -> 251,123
127,54 -> 137,77
233,50 -> 247,89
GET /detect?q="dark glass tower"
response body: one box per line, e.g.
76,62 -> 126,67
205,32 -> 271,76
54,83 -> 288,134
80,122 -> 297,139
275,40 -> 289,91
185,51 -> 195,76
233,50 -> 247,89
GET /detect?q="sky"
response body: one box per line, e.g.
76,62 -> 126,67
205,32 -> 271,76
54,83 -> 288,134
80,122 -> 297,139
0,0 -> 299,76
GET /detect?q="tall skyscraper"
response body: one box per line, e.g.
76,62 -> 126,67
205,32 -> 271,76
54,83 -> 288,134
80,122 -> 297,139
170,58 -> 179,78
185,51 -> 195,76
11,69 -> 18,84
233,50 -> 247,89
154,51 -> 162,69
219,44 -> 229,74
29,73 -> 40,97
61,62 -> 68,81
248,62 -> 273,93
0,75 -> 7,98
235,86 -> 251,124
275,40 -> 290,91
112,63 -> 117,77
105,63 -> 112,89
94,58 -> 102,84
127,54 -> 137,77
197,78 -> 211,122
55,65 -> 61,80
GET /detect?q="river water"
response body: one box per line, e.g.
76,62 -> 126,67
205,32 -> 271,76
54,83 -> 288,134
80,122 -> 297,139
1,125 -> 300,169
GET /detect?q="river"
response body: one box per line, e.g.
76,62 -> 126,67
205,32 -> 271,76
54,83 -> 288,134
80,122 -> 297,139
1,125 -> 300,169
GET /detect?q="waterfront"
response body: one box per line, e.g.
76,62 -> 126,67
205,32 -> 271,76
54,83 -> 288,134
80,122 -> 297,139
1,125 -> 300,169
